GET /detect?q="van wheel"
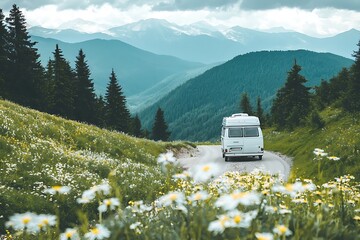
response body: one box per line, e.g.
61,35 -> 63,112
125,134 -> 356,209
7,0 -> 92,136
225,157 -> 229,162
259,155 -> 262,160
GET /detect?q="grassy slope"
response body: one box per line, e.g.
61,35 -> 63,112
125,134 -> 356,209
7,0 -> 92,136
0,100 -> 191,230
264,107 -> 360,182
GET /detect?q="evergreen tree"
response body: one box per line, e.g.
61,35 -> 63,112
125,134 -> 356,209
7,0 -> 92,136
271,60 -> 310,129
104,69 -> 130,132
74,49 -> 97,124
0,9 -> 10,98
132,114 -> 143,137
152,107 -> 170,141
94,95 -> 106,127
256,96 -> 266,126
240,92 -> 253,115
52,44 -> 75,118
5,4 -> 44,108
343,40 -> 360,112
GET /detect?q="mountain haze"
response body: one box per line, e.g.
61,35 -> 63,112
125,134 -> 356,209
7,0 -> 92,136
30,19 -> 360,64
139,50 -> 353,141
31,36 -> 204,97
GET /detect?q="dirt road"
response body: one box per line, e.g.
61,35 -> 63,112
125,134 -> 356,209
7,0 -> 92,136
178,145 -> 292,181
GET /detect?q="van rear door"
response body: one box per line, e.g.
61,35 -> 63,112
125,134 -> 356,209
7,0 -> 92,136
226,127 -> 244,153
242,127 -> 262,153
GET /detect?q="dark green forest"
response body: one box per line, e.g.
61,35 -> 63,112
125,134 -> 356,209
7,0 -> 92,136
139,50 -> 354,141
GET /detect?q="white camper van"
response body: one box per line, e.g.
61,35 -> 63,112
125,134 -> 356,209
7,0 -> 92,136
221,113 -> 264,161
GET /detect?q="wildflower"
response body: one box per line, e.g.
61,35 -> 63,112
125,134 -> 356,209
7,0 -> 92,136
208,214 -> 230,234
314,199 -> 323,206
272,182 -> 310,197
77,189 -> 96,204
157,152 -> 176,165
188,191 -> 209,204
157,191 -> 187,213
273,224 -> 292,236
5,212 -> 36,231
255,232 -> 274,240
227,210 -> 257,228
192,163 -> 221,182
130,200 -> 152,213
327,156 -> 340,161
44,185 -> 71,195
98,198 -> 120,213
215,191 -> 261,210
157,191 -> 185,207
84,224 -> 111,240
173,171 -> 192,180
130,222 -> 141,230
91,183 -> 111,195
60,228 -> 80,240
354,216 -> 360,221
33,214 -> 56,231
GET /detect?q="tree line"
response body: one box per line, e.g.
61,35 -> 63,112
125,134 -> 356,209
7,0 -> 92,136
239,40 -> 360,130
0,5 -> 170,141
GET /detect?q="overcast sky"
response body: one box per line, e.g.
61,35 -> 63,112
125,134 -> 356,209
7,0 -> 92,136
2,0 -> 360,37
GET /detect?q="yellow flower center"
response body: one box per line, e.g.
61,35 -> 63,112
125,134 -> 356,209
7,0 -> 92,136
42,219 -> 49,225
91,228 -> 100,235
22,217 -> 31,224
233,215 -> 242,224
278,225 -> 287,234
194,193 -> 202,201
169,194 -> 178,201
66,232 -> 74,238
202,165 -> 210,172
105,200 -> 111,206
285,184 -> 293,191
52,186 -> 62,191
231,192 -> 247,200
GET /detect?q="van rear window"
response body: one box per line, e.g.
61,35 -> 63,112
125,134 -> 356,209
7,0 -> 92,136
244,127 -> 259,137
228,128 -> 243,138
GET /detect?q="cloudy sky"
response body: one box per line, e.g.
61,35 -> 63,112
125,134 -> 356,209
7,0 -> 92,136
2,0 -> 360,37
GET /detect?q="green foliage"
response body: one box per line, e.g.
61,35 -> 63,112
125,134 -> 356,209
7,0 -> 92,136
4,4 -> 45,109
151,107 -> 171,141
343,40 -> 360,112
0,99 -> 189,231
308,111 -> 325,129
139,50 -> 353,141
74,49 -> 97,124
105,69 -> 131,133
271,61 -> 311,130
239,92 -> 253,115
265,107 -> 360,182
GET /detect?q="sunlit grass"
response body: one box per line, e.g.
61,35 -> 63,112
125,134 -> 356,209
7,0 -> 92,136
1,100 -> 360,239
264,106 -> 360,182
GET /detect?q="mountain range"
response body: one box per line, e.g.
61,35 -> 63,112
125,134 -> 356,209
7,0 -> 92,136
138,50 -> 354,141
31,36 -> 206,112
29,19 -> 360,63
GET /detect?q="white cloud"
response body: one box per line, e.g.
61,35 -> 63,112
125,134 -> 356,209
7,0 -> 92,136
17,3 -> 360,37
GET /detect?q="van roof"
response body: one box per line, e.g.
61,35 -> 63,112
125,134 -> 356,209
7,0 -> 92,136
222,113 -> 260,126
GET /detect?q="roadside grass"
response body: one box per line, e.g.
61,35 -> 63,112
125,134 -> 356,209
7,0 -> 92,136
264,107 -> 360,183
1,100 -> 360,239
0,100 -> 193,231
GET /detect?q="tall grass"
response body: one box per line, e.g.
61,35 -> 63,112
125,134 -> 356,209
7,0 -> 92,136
0,100 -> 191,231
264,106 -> 360,182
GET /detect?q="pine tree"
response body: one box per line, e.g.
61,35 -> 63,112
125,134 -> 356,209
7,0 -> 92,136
0,9 -> 10,98
271,60 -> 310,129
52,44 -> 75,118
240,92 -> 253,115
74,49 -> 97,124
132,114 -> 142,137
5,4 -> 44,108
343,40 -> 360,112
256,96 -> 266,126
104,69 -> 130,132
151,107 -> 170,141
94,95 -> 106,127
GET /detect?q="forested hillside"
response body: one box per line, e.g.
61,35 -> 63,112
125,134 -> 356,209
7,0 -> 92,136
139,50 -> 353,141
